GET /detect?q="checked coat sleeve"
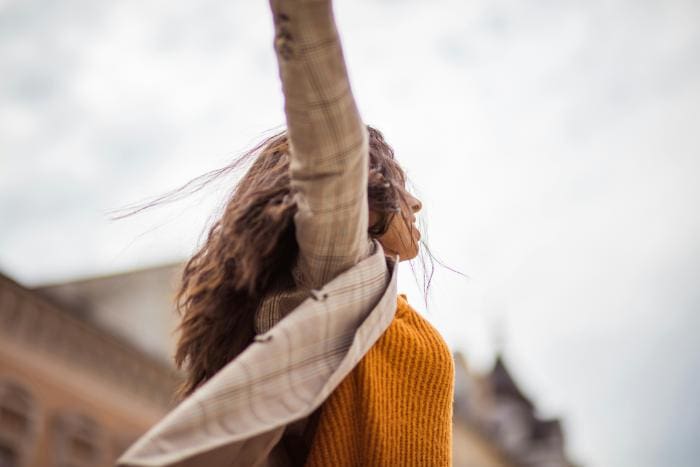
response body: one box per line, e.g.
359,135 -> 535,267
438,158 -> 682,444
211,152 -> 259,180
115,3 -> 399,466
270,0 -> 373,290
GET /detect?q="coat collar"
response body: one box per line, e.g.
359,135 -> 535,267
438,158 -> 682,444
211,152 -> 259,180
118,240 -> 398,466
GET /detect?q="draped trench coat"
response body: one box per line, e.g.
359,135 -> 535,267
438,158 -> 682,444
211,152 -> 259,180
117,244 -> 399,466
118,0 -> 402,465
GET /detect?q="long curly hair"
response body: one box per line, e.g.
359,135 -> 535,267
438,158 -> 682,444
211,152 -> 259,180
119,125 -> 432,398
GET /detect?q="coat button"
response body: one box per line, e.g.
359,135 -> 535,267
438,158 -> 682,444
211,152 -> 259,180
254,333 -> 273,343
310,289 -> 329,301
275,23 -> 294,60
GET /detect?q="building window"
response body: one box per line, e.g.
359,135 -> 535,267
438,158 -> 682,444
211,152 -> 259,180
52,412 -> 103,467
0,380 -> 37,467
0,444 -> 18,467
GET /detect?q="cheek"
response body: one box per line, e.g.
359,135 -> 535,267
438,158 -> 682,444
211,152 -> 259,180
368,210 -> 381,228
384,216 -> 415,248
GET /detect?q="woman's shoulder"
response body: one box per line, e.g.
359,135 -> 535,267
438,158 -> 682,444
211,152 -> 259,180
386,294 -> 454,372
395,294 -> 444,333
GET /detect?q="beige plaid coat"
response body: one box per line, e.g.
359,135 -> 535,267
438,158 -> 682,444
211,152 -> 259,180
117,0 -> 400,465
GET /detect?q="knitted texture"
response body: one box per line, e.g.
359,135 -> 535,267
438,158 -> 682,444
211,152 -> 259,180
304,294 -> 454,466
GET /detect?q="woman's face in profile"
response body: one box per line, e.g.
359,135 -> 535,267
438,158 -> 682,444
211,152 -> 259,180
370,191 -> 423,262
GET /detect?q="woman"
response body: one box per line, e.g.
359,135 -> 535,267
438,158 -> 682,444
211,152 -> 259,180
118,0 -> 454,465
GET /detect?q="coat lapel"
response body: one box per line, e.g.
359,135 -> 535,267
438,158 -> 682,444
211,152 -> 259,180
117,240 -> 398,466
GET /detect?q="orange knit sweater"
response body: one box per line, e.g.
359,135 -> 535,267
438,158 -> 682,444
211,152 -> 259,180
304,294 -> 455,466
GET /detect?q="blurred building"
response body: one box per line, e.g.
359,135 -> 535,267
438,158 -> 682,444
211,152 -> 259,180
1,264 -> 574,467
34,264 -> 183,367
0,272 -> 180,467
452,353 -> 575,467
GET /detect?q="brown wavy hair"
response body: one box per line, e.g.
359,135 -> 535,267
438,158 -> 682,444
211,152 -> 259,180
117,125 -> 434,398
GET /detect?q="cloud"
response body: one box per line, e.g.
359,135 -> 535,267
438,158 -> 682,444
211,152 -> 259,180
2,0 -> 699,465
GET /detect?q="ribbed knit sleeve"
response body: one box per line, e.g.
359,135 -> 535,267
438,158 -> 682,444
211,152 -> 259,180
304,295 -> 455,466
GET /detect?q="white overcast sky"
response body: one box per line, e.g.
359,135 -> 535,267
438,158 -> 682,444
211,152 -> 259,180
2,0 -> 699,465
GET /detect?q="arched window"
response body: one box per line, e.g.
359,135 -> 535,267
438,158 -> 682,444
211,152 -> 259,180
0,380 -> 38,467
51,412 -> 103,467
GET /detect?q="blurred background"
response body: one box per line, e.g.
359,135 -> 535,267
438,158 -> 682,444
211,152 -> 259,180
1,0 -> 699,465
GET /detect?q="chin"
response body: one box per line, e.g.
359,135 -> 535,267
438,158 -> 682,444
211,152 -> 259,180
399,246 -> 420,262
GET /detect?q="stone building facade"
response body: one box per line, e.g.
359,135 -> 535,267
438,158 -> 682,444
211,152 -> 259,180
452,353 -> 575,467
0,273 -> 179,467
1,263 -> 574,466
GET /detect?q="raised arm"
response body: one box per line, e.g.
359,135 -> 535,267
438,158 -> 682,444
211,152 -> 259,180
270,0 -> 372,289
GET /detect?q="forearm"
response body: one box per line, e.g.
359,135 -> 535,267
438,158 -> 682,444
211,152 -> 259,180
270,0 -> 371,288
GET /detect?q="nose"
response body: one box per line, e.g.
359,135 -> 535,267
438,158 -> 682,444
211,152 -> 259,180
407,194 -> 422,214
